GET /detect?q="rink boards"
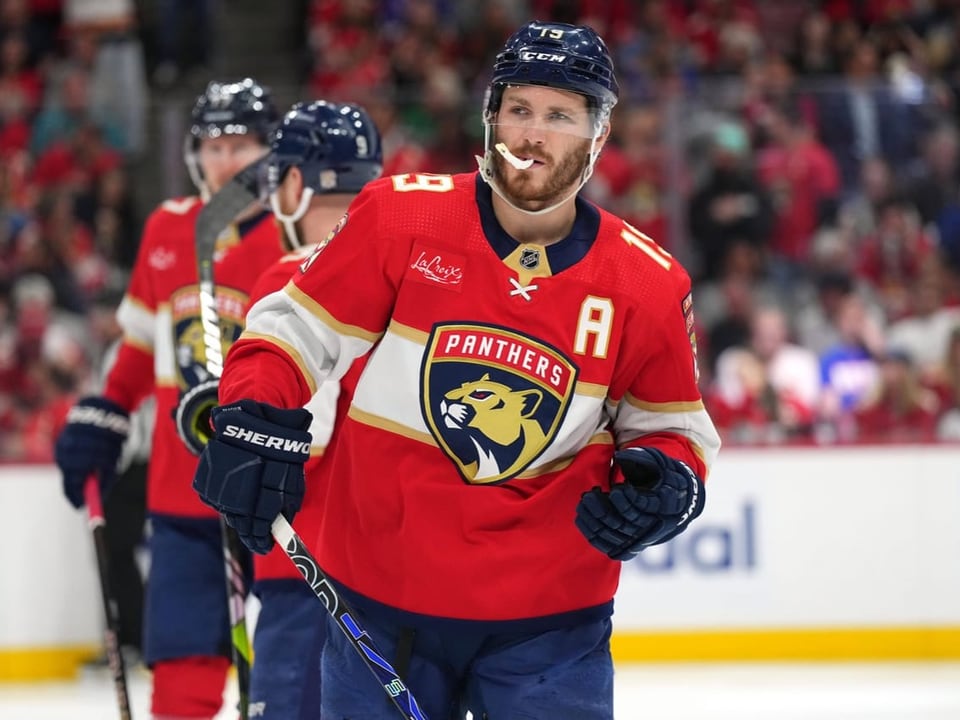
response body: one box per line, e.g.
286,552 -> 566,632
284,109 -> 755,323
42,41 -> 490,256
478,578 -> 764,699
1,446 -> 959,679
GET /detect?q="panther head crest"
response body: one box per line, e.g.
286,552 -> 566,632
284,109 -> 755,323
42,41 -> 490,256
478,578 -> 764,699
439,373 -> 547,482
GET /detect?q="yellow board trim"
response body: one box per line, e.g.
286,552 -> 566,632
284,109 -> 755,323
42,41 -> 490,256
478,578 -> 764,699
4,627 -> 960,681
611,627 -> 960,662
0,645 -> 100,682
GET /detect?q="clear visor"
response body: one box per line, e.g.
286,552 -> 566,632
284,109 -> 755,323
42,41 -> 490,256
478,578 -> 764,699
486,113 -> 603,140
487,85 -> 606,139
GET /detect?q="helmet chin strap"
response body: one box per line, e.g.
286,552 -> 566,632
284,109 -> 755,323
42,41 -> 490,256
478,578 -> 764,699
269,187 -> 314,249
183,137 -> 212,202
476,121 -> 603,217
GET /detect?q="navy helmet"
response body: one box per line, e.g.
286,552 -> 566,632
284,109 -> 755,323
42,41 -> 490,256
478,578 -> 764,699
266,100 -> 382,248
485,21 -> 619,121
184,77 -> 279,193
266,99 -> 382,197
188,77 -> 279,147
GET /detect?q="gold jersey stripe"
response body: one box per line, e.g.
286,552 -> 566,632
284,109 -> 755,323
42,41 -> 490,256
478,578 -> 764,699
240,331 -> 319,396
284,281 -> 383,344
347,405 -> 438,445
623,394 -> 706,414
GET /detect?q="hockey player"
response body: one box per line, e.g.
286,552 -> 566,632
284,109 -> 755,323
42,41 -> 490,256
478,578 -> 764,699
243,99 -> 382,719
194,22 -> 721,720
54,78 -> 283,719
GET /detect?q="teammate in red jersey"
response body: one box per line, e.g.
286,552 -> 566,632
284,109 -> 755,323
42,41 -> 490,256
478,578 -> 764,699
195,22 -> 721,720
244,99 -> 382,719
55,78 -> 283,719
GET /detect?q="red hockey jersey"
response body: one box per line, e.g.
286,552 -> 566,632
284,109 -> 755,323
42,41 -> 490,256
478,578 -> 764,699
248,247 -> 364,581
221,172 -> 721,621
105,197 -> 284,517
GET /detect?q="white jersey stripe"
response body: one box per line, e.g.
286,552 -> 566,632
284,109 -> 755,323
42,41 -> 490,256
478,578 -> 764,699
117,296 -> 155,349
610,399 -> 721,470
244,286 -> 375,392
285,281 -> 383,344
153,304 -> 174,382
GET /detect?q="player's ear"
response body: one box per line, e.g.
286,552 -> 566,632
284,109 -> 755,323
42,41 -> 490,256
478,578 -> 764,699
287,166 -> 305,193
595,121 -> 612,150
281,166 -> 306,206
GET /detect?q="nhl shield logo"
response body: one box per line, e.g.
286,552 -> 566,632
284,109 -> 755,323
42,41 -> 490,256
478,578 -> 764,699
421,322 -> 578,485
519,247 -> 541,270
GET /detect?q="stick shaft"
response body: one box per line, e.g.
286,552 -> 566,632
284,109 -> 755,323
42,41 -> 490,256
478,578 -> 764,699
271,516 -> 428,720
85,476 -> 134,720
194,161 -> 263,718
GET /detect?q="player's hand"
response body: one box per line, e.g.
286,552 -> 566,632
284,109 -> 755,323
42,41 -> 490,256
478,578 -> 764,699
174,379 -> 220,456
193,399 -> 312,554
54,397 -> 130,508
574,447 -> 705,561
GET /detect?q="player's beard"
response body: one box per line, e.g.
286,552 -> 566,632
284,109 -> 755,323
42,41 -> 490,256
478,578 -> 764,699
490,136 -> 591,211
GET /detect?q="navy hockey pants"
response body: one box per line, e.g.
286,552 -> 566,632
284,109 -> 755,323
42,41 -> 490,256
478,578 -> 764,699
145,514 -> 249,664
320,604 -> 614,719
249,579 -> 326,719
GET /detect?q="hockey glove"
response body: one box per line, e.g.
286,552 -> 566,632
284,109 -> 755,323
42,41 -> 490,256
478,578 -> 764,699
54,396 -> 130,509
575,447 -> 705,562
193,399 -> 312,554
174,379 -> 220,456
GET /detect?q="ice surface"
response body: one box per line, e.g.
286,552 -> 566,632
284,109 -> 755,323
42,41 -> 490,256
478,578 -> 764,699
2,662 -> 960,719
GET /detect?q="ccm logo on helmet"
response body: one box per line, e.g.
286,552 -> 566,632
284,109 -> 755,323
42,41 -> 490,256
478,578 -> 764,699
519,52 -> 566,62
223,425 -> 311,456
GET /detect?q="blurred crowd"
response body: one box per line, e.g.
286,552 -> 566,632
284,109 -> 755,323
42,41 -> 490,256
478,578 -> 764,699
5,0 -> 960,461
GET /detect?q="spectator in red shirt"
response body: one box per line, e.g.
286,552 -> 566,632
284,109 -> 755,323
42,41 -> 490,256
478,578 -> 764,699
307,0 -> 387,101
854,195 -> 935,320
30,121 -> 121,192
853,348 -> 940,443
756,99 -> 841,277
709,305 -> 821,444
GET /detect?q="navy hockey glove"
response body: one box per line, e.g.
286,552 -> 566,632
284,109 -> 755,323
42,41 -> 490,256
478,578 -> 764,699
174,379 -> 220,456
54,397 -> 130,509
575,447 -> 705,562
193,399 -> 312,554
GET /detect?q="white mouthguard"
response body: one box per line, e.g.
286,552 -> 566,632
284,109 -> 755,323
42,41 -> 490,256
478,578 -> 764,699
495,142 -> 534,170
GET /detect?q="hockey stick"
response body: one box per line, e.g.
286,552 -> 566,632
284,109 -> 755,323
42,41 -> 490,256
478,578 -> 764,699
197,159 -> 429,719
219,520 -> 250,713
272,515 -> 428,720
195,157 -> 264,719
84,475 -> 134,720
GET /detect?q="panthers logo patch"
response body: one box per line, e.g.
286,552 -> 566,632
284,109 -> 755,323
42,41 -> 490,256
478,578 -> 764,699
171,286 -> 246,389
421,323 -> 578,485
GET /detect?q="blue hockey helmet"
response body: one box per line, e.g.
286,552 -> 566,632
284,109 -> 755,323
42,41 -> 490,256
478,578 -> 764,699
188,77 -> 279,146
485,21 -> 619,121
184,77 -> 279,194
265,99 -> 383,196
265,100 -> 382,248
